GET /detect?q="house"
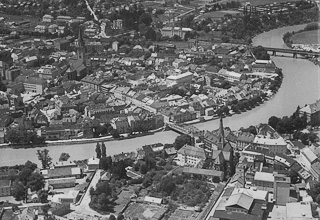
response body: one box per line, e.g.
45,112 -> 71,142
286,202 -> 313,220
311,162 -> 320,181
20,207 -> 36,220
253,135 -> 287,154
15,76 -> 47,94
87,157 -> 100,171
42,14 -> 54,23
0,61 -> 9,80
35,25 -> 47,33
66,59 -> 86,80
299,100 -> 320,126
112,41 -> 119,51
112,19 -> 123,29
80,75 -> 106,92
172,59 -> 187,68
144,196 -> 162,204
54,38 -> 70,51
165,147 -> 177,157
5,66 -> 20,81
161,27 -> 193,39
175,144 -> 206,167
48,24 -> 58,33
0,179 -> 11,197
254,171 -> 274,191
274,174 -> 290,205
167,71 -> 193,85
111,116 -> 130,133
47,177 -> 76,189
53,161 -> 77,169
300,147 -> 318,171
41,167 -> 82,179
213,187 -> 268,220
57,16 -> 72,23
218,69 -> 244,83
38,64 -> 60,79
251,60 -> 276,73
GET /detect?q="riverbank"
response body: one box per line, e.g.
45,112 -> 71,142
0,127 -> 164,149
282,23 -> 320,65
0,23 -> 319,167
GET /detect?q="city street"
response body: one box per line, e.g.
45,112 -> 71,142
74,169 -> 103,217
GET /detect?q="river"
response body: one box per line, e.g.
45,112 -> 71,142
0,24 -> 319,167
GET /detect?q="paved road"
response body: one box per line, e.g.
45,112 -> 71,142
74,169 -> 103,216
205,184 -> 228,220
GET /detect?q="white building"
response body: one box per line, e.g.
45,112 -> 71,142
253,135 -> 288,154
43,14 -> 54,23
218,69 -> 243,82
161,27 -> 193,39
300,147 -> 318,171
167,71 -> 193,85
175,144 -> 206,167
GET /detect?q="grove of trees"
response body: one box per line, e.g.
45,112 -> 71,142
11,161 -> 45,202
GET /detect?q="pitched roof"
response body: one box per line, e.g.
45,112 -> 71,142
177,145 -> 206,159
225,192 -> 254,210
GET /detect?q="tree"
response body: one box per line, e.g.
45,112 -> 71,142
111,129 -> 120,138
101,142 -> 106,157
117,214 -> 125,220
100,156 -> 112,170
309,182 -> 320,200
145,27 -> 156,41
59,153 -> 70,161
37,149 -> 52,169
0,81 -> 7,92
38,190 -> 48,203
139,13 -> 152,26
157,176 -> 176,196
96,143 -> 101,159
12,181 -> 26,201
109,215 -> 116,220
174,134 -> 192,150
289,170 -> 301,184
24,161 -> 37,171
212,176 -> 221,183
316,194 -> 320,204
140,163 -> 148,174
12,161 -> 45,202
28,173 -> 45,191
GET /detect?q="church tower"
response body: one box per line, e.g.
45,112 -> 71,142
76,27 -> 86,63
217,115 -> 225,150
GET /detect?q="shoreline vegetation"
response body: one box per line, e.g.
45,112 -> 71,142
282,22 -> 320,65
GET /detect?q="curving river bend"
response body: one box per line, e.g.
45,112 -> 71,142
1,24 -> 319,167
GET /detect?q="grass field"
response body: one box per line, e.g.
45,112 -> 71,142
291,29 -> 320,44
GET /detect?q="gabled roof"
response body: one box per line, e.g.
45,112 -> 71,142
225,192 -> 253,210
177,144 -> 206,159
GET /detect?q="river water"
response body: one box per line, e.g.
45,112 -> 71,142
0,24 -> 319,167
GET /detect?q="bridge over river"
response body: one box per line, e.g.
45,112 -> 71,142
261,46 -> 320,58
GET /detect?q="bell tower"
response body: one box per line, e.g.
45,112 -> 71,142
76,27 -> 86,63
217,115 -> 225,150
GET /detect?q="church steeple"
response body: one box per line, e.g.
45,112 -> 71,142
217,115 -> 225,149
77,27 -> 85,48
76,27 -> 85,63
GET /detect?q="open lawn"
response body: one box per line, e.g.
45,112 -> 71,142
291,29 -> 320,44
